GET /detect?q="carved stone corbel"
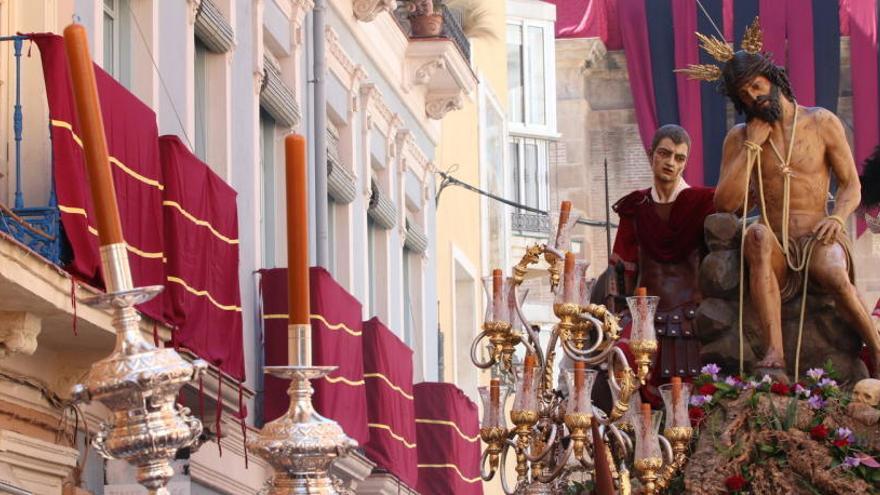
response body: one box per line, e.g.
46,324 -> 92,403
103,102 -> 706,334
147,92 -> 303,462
414,58 -> 445,86
426,94 -> 464,120
0,312 -> 41,358
352,0 -> 397,22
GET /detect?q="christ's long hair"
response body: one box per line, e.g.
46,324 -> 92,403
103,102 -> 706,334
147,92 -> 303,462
721,51 -> 796,115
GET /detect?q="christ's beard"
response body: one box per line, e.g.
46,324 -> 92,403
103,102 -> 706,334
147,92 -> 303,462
745,85 -> 782,123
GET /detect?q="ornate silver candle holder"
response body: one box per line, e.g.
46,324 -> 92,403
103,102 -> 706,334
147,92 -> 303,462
71,243 -> 207,494
248,363 -> 357,494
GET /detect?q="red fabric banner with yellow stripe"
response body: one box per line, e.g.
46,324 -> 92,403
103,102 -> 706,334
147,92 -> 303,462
32,33 -> 164,321
259,267 -> 369,444
363,317 -> 417,488
415,383 -> 483,495
159,135 -> 244,380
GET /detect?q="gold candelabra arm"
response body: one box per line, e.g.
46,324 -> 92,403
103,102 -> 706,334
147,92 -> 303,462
628,339 -> 658,385
480,426 -> 508,478
634,457 -> 663,495
514,244 -> 544,286
609,366 -> 638,423
655,427 -> 693,491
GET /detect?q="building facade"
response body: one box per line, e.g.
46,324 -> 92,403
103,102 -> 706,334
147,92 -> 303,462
0,0 -> 482,493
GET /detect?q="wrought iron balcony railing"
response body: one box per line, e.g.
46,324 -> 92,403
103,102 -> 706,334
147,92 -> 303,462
0,36 -> 62,264
394,3 -> 472,62
511,211 -> 551,234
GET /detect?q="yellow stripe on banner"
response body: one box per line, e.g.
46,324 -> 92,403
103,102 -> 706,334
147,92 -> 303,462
323,375 -> 365,386
364,373 -> 414,401
58,204 -> 164,258
260,313 -> 362,337
368,423 -> 417,449
163,200 -> 239,245
166,276 -> 242,312
415,419 -> 480,443
310,314 -> 362,336
51,120 -> 164,191
417,464 -> 481,484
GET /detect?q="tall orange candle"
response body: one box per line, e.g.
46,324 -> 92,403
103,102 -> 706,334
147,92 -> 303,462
286,135 -> 310,325
490,378 -> 500,408
63,24 -> 123,246
556,200 -> 572,244
671,376 -> 682,407
641,402 -> 652,432
636,286 -> 647,297
563,252 -> 576,302
492,269 -> 503,321
574,360 -> 586,392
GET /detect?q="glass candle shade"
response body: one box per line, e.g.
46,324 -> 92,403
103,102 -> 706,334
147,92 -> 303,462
555,255 -> 589,306
508,286 -> 529,333
479,382 -> 511,429
512,358 -> 540,413
552,205 -> 581,252
563,366 -> 598,416
633,407 -> 663,462
659,381 -> 693,429
626,295 -> 660,342
482,273 -> 515,323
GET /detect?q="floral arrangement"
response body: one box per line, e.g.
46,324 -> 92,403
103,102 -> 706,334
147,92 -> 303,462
687,363 -> 880,493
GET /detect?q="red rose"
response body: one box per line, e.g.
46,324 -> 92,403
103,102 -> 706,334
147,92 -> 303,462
689,407 -> 705,426
833,438 -> 850,448
770,382 -> 790,395
698,383 -> 718,396
810,424 -> 829,441
725,474 -> 747,492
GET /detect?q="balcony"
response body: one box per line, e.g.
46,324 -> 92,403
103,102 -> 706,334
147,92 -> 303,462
394,3 -> 477,120
511,211 -> 552,235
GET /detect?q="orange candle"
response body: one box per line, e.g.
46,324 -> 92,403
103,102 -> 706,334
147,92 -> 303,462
636,286 -> 647,297
492,269 -> 503,321
641,402 -> 652,431
671,376 -> 682,407
285,135 -> 310,325
591,416 -> 615,495
490,378 -> 500,408
63,24 -> 123,246
556,200 -> 572,244
574,360 -> 585,392
524,353 -> 537,381
563,252 -> 576,302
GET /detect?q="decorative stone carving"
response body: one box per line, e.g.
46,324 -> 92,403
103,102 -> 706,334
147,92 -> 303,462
426,95 -> 463,120
0,311 -> 40,357
186,0 -> 203,25
352,0 -> 397,22
414,58 -> 446,86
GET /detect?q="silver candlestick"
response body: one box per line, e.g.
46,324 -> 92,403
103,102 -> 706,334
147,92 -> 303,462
71,243 -> 206,494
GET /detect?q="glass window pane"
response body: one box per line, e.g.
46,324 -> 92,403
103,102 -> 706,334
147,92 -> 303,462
194,40 -> 208,160
403,248 -> 413,347
525,142 -> 538,208
509,140 -> 520,204
260,111 -> 276,267
527,26 -> 546,125
103,12 -> 115,76
506,24 -> 524,124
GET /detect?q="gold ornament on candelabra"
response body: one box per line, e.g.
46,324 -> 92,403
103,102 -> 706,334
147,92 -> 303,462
472,201 -> 695,494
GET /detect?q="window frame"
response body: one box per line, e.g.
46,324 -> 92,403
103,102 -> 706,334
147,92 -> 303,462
505,17 -> 556,138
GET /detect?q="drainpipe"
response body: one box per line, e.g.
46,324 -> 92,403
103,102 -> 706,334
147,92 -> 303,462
313,0 -> 329,267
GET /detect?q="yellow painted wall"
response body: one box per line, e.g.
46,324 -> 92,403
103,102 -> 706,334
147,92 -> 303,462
435,0 -> 508,387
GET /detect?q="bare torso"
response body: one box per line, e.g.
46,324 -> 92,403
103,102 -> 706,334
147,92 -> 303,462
741,105 -> 832,238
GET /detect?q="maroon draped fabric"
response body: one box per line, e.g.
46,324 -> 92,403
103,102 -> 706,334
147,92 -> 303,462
159,135 -> 244,380
415,383 -> 482,495
259,267 -> 369,444
611,187 -> 715,270
32,33 -> 164,321
363,318 -> 417,488
547,0 -> 622,49
618,0 -> 658,154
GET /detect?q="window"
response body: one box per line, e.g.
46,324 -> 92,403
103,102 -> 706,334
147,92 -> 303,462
194,39 -> 209,160
103,0 -> 131,87
403,246 -> 415,347
367,216 -> 378,316
260,110 -> 276,267
510,136 -> 549,211
506,19 -> 554,131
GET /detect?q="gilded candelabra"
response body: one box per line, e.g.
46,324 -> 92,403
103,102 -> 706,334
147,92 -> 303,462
472,203 -> 693,494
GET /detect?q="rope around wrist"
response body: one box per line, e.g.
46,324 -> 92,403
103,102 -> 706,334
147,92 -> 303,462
744,140 -> 763,153
828,214 -> 847,230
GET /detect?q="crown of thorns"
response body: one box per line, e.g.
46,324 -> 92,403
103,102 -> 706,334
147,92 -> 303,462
675,17 -> 763,81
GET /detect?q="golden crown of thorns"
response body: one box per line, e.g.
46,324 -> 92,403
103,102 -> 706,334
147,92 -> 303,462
675,17 -> 763,82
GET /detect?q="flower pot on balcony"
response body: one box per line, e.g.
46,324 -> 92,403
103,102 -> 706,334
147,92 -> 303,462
410,13 -> 443,37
